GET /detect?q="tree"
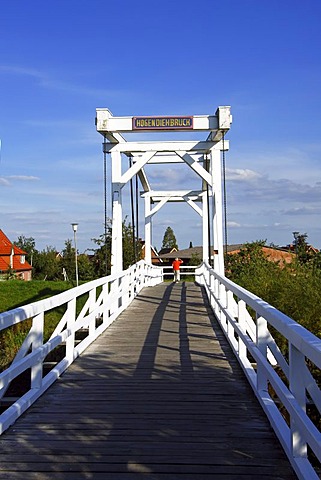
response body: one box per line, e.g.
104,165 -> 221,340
122,219 -> 138,269
32,246 -> 61,280
161,226 -> 178,250
292,232 -> 311,264
90,217 -> 137,275
14,235 -> 36,265
77,254 -> 95,282
189,252 -> 201,265
61,240 -> 76,283
224,240 -> 280,296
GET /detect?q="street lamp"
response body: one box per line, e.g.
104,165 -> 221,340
71,223 -> 79,287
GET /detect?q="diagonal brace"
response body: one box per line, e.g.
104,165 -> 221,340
176,151 -> 212,185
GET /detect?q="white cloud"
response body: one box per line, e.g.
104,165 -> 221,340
226,168 -> 263,181
0,177 -> 10,186
227,221 -> 241,228
0,65 -> 45,80
0,64 -> 129,99
7,175 -> 40,181
282,206 -> 321,216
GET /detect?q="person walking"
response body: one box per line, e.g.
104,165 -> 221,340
172,257 -> 183,282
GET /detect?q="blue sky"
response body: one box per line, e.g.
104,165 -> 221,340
1,0 -> 321,253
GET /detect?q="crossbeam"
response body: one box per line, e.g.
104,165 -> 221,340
103,140 -> 217,154
96,106 -> 232,142
142,190 -> 205,202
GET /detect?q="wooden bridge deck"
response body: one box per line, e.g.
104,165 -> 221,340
0,282 -> 297,479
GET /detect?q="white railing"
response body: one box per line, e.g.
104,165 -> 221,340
195,262 -> 321,480
162,265 -> 199,281
0,260 -> 163,434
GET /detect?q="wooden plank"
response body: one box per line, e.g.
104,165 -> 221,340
0,282 -> 297,479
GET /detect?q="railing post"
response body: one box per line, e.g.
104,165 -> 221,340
109,278 -> 118,317
219,283 -> 227,327
289,342 -> 308,459
226,290 -> 234,337
238,300 -> 247,360
88,288 -> 96,338
256,315 -> 268,393
213,277 -> 219,315
31,312 -> 44,389
102,281 -> 110,323
66,298 -> 76,364
123,271 -> 130,309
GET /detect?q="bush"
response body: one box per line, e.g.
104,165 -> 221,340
225,242 -> 321,340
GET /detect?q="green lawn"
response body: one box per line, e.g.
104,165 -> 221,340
0,280 -> 76,370
0,280 -> 73,314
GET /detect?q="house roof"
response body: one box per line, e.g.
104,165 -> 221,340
0,229 -> 14,255
158,247 -> 177,256
0,229 -> 32,272
159,244 -> 296,264
159,245 -> 244,260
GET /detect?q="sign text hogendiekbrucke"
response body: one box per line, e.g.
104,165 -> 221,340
132,116 -> 193,130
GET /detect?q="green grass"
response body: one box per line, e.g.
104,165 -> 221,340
0,280 -> 74,314
0,280 -> 76,370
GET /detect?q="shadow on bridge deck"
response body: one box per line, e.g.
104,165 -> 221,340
0,282 -> 297,479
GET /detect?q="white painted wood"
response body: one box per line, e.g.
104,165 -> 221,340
202,191 -> 209,263
104,140 -> 216,153
120,151 -> 156,186
98,106 -> 230,271
111,150 -> 123,274
96,107 -> 232,135
176,151 -> 212,185
195,262 -> 321,480
144,195 -> 152,264
30,312 -> 44,389
0,261 -> 163,435
289,343 -> 308,459
211,148 -> 224,274
256,315 -> 269,392
97,113 -> 220,133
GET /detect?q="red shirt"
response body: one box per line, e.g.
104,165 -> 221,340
172,259 -> 183,271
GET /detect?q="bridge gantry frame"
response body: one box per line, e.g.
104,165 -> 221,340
95,106 -> 232,274
1,107 -> 321,480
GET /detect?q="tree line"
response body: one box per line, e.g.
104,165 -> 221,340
14,218 -> 138,284
13,223 -> 181,284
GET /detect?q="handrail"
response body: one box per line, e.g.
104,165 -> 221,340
195,262 -> 321,480
0,260 -> 163,434
162,264 -> 200,280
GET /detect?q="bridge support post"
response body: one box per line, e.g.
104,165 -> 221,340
111,150 -> 123,274
144,195 -> 152,264
210,148 -> 224,274
202,191 -> 209,263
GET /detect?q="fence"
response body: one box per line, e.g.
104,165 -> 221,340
0,261 -> 163,434
195,261 -> 321,480
162,264 -> 199,281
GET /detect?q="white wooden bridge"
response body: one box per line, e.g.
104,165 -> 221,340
0,107 -> 320,479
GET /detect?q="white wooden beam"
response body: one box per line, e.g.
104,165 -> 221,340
103,140 -> 216,154
96,111 -> 227,134
137,168 -> 151,192
142,190 -> 205,202
183,197 -> 203,217
120,152 -> 155,186
176,151 -> 212,185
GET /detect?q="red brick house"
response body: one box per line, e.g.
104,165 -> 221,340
140,241 -> 163,266
0,230 -> 32,280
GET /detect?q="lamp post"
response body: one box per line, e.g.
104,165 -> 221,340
71,223 -> 79,287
